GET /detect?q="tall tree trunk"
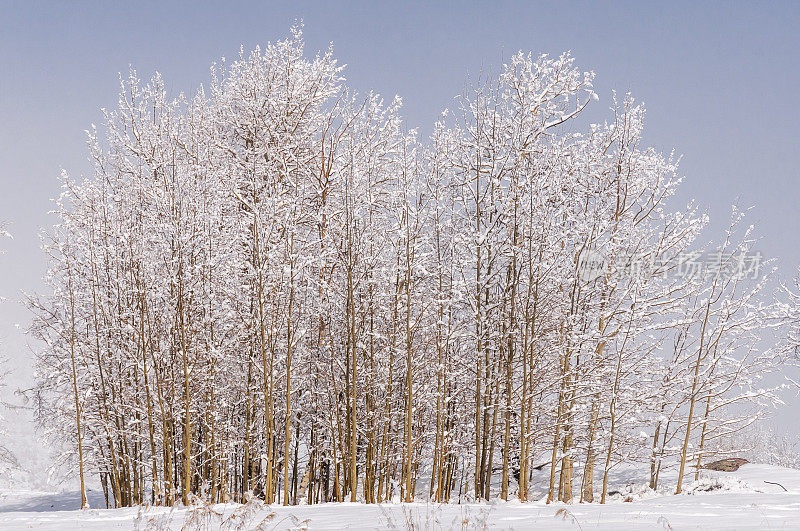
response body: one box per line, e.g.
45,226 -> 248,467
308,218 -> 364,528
66,257 -> 88,509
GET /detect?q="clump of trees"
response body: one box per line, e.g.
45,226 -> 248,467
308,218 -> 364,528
29,28 -> 785,508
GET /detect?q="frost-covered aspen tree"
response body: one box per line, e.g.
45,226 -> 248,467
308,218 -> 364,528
442,52 -> 594,501
210,26 -> 341,503
674,209 -> 777,493
424,120 -> 463,502
0,228 -> 14,482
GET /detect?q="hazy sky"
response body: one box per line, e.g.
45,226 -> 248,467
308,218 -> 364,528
1,1 -> 799,466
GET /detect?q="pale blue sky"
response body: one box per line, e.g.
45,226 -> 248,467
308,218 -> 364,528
1,1 -> 799,442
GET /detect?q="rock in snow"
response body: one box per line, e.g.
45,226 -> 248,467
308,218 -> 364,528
701,457 -> 749,471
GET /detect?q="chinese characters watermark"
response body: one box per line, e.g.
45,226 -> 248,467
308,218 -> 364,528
577,249 -> 763,283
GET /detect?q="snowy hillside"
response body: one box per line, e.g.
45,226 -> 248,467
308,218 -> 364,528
0,463 -> 798,529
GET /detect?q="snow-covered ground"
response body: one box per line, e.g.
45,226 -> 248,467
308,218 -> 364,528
0,464 -> 798,529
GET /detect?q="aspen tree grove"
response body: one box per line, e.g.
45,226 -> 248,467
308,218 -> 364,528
28,27 -> 790,509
